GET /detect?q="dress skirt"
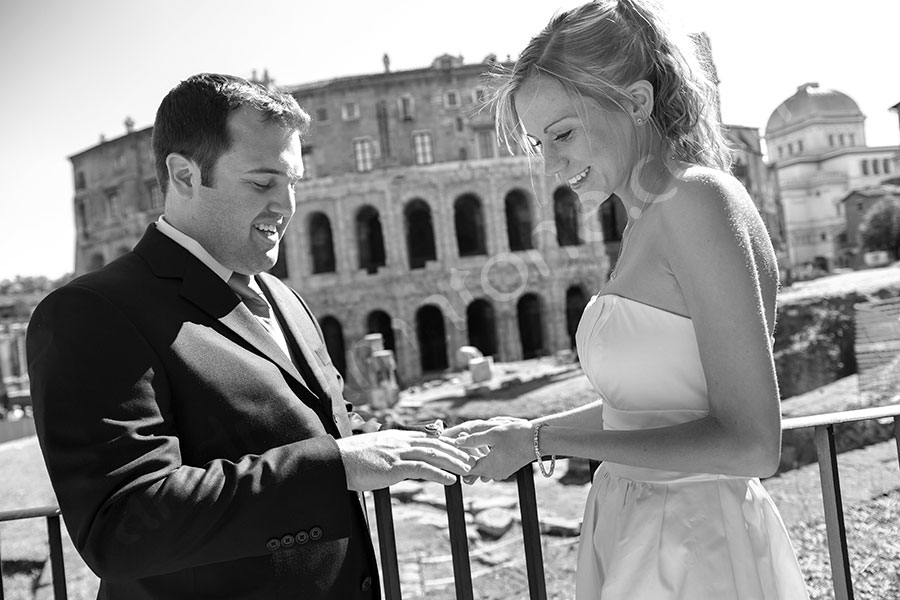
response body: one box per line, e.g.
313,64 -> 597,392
575,462 -> 809,599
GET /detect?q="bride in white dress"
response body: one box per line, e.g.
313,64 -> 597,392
446,1 -> 809,598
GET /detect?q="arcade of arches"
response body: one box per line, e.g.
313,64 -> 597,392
303,190 -> 624,280
319,284 -> 591,380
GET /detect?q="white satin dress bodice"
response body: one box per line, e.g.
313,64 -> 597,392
573,294 -> 808,599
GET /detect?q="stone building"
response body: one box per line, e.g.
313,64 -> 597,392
285,54 -> 619,389
765,83 -> 899,271
66,53 -> 780,390
69,121 -> 160,275
838,184 -> 900,267
0,318 -> 29,410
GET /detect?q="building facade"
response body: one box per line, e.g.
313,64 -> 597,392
765,83 -> 899,271
67,53 -> 781,390
839,184 -> 900,267
286,55 -> 619,389
69,122 -> 160,276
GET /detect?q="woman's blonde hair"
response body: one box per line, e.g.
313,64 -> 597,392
491,0 -> 732,171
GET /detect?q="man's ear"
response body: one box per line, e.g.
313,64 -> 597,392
625,80 -> 654,123
166,153 -> 201,199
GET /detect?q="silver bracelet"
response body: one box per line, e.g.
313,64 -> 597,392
532,423 -> 556,478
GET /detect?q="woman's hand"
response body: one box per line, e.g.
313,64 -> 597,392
450,418 -> 535,482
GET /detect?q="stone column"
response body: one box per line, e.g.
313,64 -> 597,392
333,196 -> 355,280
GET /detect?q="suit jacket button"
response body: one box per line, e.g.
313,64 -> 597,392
295,530 -> 309,544
280,534 -> 295,548
266,538 -> 281,551
309,526 -> 323,540
361,576 -> 372,591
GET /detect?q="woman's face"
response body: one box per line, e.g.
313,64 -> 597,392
514,74 -> 641,205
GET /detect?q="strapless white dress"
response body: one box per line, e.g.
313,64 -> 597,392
574,294 -> 808,599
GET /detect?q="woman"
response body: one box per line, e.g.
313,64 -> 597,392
446,1 -> 808,598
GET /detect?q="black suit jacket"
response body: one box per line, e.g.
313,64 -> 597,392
27,225 -> 380,599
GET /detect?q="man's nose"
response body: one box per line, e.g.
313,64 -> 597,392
269,185 -> 295,216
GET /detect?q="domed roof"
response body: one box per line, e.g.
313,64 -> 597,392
766,83 -> 862,136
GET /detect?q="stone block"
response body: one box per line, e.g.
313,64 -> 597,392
539,515 -> 581,537
474,507 -> 515,540
390,480 -> 424,502
455,345 -> 483,369
468,356 -> 494,383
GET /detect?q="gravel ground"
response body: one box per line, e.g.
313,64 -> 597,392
3,358 -> 899,599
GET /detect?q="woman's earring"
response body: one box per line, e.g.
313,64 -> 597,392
635,117 -> 645,127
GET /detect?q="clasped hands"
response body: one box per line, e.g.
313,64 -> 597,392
443,416 -> 534,483
336,416 -> 534,491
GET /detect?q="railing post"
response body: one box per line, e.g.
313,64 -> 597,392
893,416 -> 900,470
443,479 -> 474,600
0,526 -> 5,600
516,464 -> 548,600
46,513 -> 68,600
814,424 -> 854,600
373,488 -> 403,600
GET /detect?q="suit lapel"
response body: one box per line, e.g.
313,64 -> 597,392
257,276 -> 332,401
135,226 -> 315,398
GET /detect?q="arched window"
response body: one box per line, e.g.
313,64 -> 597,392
466,299 -> 497,357
416,305 -> 448,372
366,310 -> 396,354
320,316 -> 346,376
517,293 -> 545,359
404,199 -> 437,269
565,286 -> 589,350
356,205 -> 386,274
454,193 -> 487,256
554,187 -> 581,246
504,189 -> 533,251
309,212 -> 336,274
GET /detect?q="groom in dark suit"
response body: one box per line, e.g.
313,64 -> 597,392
27,73 -> 473,599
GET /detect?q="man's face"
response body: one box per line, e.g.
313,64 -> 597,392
190,106 -> 303,275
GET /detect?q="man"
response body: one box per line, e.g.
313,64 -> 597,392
27,73 -> 473,599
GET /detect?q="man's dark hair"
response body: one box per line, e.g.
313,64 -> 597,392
152,73 -> 310,195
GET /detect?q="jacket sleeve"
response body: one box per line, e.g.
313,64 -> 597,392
27,284 -> 355,580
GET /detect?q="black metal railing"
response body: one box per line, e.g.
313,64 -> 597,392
0,505 -> 67,600
3,404 -> 899,600
371,404 -> 900,600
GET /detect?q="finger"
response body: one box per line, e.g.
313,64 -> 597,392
488,416 -> 522,423
407,463 -> 458,486
442,421 -> 493,438
416,438 -> 478,465
410,446 -> 474,476
453,430 -> 496,449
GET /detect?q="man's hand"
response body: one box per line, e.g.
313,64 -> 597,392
335,430 -> 476,491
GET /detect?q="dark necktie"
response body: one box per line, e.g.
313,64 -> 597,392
228,273 -> 272,321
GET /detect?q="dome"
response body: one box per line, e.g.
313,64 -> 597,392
765,83 -> 863,136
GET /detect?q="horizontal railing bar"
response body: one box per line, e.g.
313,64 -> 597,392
0,505 -> 59,523
782,404 -> 900,430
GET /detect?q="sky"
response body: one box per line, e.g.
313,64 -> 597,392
1,0 -> 898,281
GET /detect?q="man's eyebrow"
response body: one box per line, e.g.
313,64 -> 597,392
246,168 -> 287,175
245,167 -> 302,181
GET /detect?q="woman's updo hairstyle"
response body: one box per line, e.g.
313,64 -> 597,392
491,0 -> 732,171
